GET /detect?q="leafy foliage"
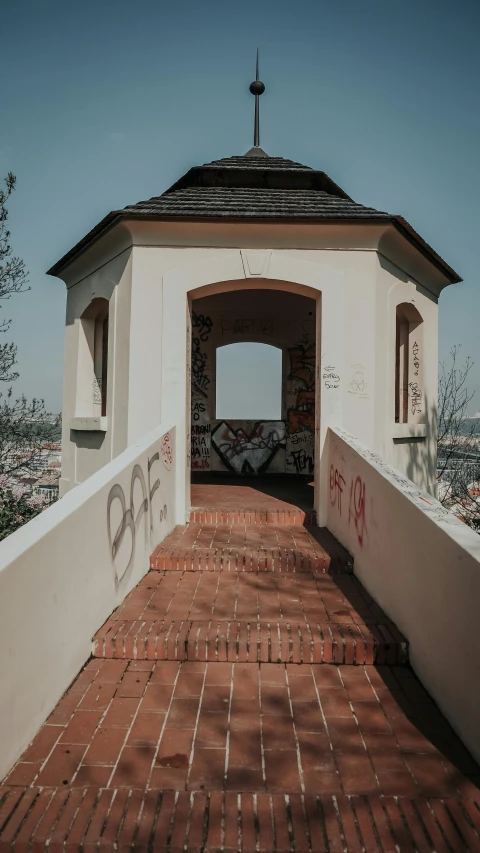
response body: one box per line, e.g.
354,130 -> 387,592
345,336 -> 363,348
0,480 -> 49,541
0,172 -> 59,534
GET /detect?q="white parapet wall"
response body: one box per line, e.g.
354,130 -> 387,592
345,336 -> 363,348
325,426 -> 480,763
0,424 -> 176,781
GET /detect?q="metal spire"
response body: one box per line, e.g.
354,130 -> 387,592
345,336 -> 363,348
249,48 -> 265,149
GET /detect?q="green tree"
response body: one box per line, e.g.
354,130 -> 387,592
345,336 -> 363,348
0,173 -> 59,535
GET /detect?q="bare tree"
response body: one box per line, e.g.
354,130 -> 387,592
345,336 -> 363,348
437,346 -> 480,531
0,173 -> 28,383
0,173 -> 59,478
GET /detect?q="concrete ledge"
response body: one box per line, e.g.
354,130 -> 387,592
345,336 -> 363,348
391,422 -> 427,440
70,416 -> 108,431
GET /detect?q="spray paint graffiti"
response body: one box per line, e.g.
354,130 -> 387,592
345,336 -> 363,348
349,476 -> 367,546
193,312 -> 213,342
191,423 -> 211,471
286,333 -> 315,474
348,364 -> 368,398
412,341 -> 420,376
161,433 -> 173,470
286,335 -> 316,435
329,465 -> 346,513
192,399 -> 207,423
329,462 -> 367,547
323,366 -> 340,389
107,452 -> 168,590
191,312 -> 213,402
288,448 -> 314,475
409,382 -> 422,416
211,420 -> 286,474
190,309 -> 317,476
221,317 -> 274,336
334,427 -> 461,527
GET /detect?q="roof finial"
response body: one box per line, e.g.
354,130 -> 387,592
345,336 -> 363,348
249,48 -> 265,148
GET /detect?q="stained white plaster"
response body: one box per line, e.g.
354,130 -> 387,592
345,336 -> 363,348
57,221 -> 446,518
325,426 -> 480,764
0,424 -> 176,782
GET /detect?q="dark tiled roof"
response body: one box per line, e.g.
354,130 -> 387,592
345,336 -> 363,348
47,152 -> 461,283
121,187 -> 388,219
204,154 -> 314,170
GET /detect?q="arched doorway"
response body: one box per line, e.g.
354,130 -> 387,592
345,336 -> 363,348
189,287 -> 317,515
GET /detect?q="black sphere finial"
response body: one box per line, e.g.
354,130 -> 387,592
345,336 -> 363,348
250,80 -> 265,96
250,49 -> 264,148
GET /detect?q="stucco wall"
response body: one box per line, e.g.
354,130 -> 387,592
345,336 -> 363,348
56,224 -> 443,517
375,254 -> 439,494
60,249 -> 133,494
325,426 -> 480,763
0,424 -> 176,782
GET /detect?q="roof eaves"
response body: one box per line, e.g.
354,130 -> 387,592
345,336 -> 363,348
47,211 -> 123,276
391,216 -> 461,285
47,210 -> 461,286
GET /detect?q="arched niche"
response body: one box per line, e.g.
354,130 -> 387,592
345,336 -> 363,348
395,302 -> 424,424
77,297 -> 110,418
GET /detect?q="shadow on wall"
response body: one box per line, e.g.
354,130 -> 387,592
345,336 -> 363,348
70,430 -> 106,451
396,393 -> 438,497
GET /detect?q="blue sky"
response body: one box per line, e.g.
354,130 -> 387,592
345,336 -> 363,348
1,0 -> 479,413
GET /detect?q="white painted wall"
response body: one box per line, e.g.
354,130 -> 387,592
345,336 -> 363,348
55,219 -> 447,516
60,249 -> 133,494
0,424 -> 176,782
325,426 -> 480,763
375,254 -> 439,493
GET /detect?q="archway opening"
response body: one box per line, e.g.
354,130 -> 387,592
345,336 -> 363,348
189,287 -> 317,511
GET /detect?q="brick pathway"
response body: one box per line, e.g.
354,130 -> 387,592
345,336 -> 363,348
190,483 -> 316,525
2,500 -> 480,849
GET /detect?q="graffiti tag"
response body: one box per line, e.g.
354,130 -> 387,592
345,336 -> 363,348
412,341 -> 420,377
330,463 -> 368,547
221,317 -> 274,336
329,465 -> 346,513
161,433 -> 173,470
212,420 -> 286,475
408,382 -> 422,415
349,476 -> 367,546
107,453 -> 168,589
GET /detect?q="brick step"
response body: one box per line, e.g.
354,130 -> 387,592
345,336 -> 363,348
1,787 -> 479,851
151,547 -> 352,573
189,507 -> 317,525
93,618 -> 408,665
151,524 -> 352,574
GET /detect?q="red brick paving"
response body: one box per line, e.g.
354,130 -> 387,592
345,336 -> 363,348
2,787 -> 480,851
190,483 -> 317,525
2,507 -> 480,849
94,548 -> 406,664
3,662 -> 479,799
151,523 -> 351,572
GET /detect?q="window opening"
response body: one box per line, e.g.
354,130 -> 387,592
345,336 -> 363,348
78,298 -> 109,418
216,342 -> 282,420
394,303 -> 423,424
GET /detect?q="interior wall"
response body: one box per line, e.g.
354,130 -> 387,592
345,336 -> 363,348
190,289 -> 316,476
